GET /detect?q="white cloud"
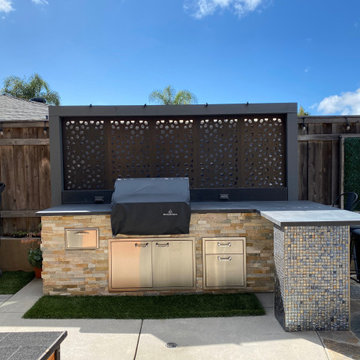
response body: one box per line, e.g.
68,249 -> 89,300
32,0 -> 48,5
185,0 -> 263,18
317,88 -> 360,115
0,0 -> 14,13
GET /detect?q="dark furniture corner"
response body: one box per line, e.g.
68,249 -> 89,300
0,331 -> 67,360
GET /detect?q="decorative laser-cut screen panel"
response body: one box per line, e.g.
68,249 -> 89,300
62,119 -> 106,190
243,116 -> 286,188
197,118 -> 240,188
111,118 -> 195,184
62,115 -> 286,190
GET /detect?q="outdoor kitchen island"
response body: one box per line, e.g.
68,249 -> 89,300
38,200 -> 360,332
42,102 -> 360,332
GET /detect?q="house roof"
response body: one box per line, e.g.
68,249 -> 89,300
0,94 -> 49,122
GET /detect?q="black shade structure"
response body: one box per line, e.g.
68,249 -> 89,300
111,177 -> 191,235
49,103 -> 298,205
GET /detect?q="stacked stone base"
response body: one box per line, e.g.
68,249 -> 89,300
41,212 -> 274,295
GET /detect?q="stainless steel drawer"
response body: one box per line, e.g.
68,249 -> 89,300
205,254 -> 245,288
204,237 -> 244,254
65,228 -> 99,249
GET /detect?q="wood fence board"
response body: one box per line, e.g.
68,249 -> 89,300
24,145 -> 31,209
300,117 -> 360,124
322,141 -> 333,204
331,140 -> 340,205
25,145 -> 40,210
308,141 -> 331,203
307,141 -> 318,202
0,139 -> 49,146
0,146 -> 15,210
38,145 -> 51,210
0,122 -> 51,233
3,121 -> 49,129
13,145 -> 26,210
3,128 -> 11,139
2,217 -> 40,233
298,134 -> 342,141
0,211 -> 39,217
298,141 -> 308,200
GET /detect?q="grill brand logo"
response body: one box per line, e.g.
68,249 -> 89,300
163,209 -> 178,216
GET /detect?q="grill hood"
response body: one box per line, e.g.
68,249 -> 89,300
111,177 -> 190,236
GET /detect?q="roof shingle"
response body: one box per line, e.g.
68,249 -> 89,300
0,94 -> 49,122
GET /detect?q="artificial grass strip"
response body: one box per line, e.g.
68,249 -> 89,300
0,271 -> 35,294
24,293 -> 265,319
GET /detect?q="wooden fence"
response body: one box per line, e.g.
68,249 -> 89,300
0,121 -> 50,233
298,115 -> 360,205
1,116 -> 360,233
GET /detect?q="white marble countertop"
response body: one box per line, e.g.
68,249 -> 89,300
260,209 -> 360,227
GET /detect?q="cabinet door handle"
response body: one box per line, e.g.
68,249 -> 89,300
217,242 -> 231,247
75,231 -> 89,235
218,256 -> 232,262
156,242 -> 170,247
135,242 -> 149,247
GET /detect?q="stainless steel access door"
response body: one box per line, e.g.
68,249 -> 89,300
152,240 -> 194,288
109,240 -> 152,290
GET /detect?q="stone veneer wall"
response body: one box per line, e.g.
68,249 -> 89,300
41,212 -> 274,295
274,225 -> 350,331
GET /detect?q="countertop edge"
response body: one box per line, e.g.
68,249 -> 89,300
37,209 -> 259,216
39,331 -> 68,360
263,220 -> 360,227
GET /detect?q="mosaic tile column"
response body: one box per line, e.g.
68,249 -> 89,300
274,225 -> 350,331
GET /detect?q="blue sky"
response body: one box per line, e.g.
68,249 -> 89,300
0,0 -> 360,114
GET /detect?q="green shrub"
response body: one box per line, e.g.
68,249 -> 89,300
28,248 -> 43,268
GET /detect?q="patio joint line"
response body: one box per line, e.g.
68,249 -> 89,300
315,331 -> 331,360
133,319 -> 143,360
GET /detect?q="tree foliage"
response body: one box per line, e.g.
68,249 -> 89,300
2,73 -> 60,105
298,105 -> 310,116
149,85 -> 197,105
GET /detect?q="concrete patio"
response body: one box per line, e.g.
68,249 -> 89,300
2,279 -> 359,359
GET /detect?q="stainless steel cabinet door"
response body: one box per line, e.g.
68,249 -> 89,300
109,241 -> 152,290
205,254 -> 245,288
152,240 -> 194,288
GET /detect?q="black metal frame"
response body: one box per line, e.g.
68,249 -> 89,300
50,103 -> 298,206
